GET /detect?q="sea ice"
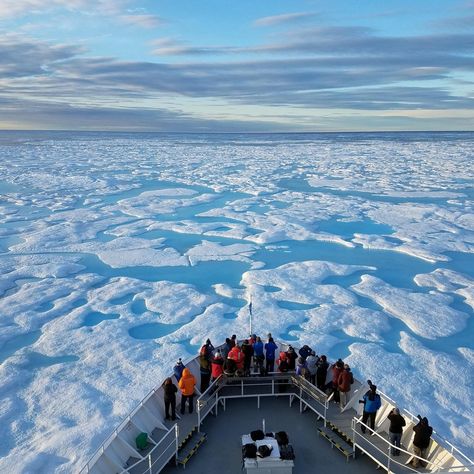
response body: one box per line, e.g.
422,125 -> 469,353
351,275 -> 469,339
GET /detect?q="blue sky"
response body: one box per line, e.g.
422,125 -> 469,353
0,0 -> 473,131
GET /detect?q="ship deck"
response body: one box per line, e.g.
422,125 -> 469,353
160,395 -> 388,474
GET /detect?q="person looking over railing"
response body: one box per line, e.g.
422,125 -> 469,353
178,368 -> 196,415
387,407 -> 406,456
327,358 -> 344,403
359,382 -> 381,434
253,336 -> 265,373
163,377 -> 177,421
410,416 -> 432,467
173,358 -> 185,383
241,339 -> 254,375
316,355 -> 329,391
338,364 -> 354,409
223,356 -> 237,376
211,350 -> 224,382
264,337 -> 278,373
305,351 -> 319,385
286,346 -> 297,370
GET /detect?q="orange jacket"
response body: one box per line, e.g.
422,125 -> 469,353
178,368 -> 196,396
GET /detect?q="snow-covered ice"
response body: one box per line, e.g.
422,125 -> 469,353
0,131 -> 473,472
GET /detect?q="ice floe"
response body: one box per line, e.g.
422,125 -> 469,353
0,131 -> 473,472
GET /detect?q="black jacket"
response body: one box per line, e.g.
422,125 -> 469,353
388,413 -> 406,433
163,383 -> 177,401
413,420 -> 433,449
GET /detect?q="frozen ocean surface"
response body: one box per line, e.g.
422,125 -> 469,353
0,131 -> 473,472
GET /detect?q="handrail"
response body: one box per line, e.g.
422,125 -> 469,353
118,424 -> 178,474
351,417 -> 474,473
197,373 -> 328,430
376,388 -> 474,466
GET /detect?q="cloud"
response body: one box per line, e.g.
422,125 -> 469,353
1,22 -> 473,131
119,14 -> 163,29
150,38 -> 237,56
254,12 -> 317,27
0,33 -> 85,78
0,98 -> 294,132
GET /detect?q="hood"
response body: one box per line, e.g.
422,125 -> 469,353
182,368 -> 191,377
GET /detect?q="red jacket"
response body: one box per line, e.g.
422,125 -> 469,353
338,369 -> 353,392
332,365 -> 343,384
228,346 -> 244,369
211,356 -> 224,378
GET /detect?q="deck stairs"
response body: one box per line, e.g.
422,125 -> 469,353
175,426 -> 207,468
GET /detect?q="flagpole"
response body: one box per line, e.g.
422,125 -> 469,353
249,300 -> 253,336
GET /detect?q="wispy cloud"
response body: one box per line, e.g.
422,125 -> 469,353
150,38 -> 234,56
254,12 -> 317,27
1,17 -> 473,131
119,14 -> 163,29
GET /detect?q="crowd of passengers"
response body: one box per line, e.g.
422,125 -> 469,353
164,334 -> 433,467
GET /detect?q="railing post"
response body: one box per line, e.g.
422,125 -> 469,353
387,446 -> 391,473
175,424 -> 179,466
148,453 -> 152,474
197,401 -> 201,432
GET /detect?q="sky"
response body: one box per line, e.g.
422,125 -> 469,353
0,0 -> 473,132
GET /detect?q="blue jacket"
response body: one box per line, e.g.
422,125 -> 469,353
253,341 -> 264,357
264,341 -> 278,360
363,393 -> 381,413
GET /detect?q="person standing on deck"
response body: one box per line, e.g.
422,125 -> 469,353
387,407 -> 406,456
253,336 -> 265,372
316,355 -> 329,391
411,416 -> 433,467
173,358 -> 185,383
241,339 -> 254,375
306,351 -> 319,385
264,337 -> 278,373
338,364 -> 354,409
199,340 -> 213,393
163,377 -> 177,421
328,359 -> 344,403
228,343 -> 244,371
298,344 -> 312,361
360,383 -> 382,433
211,350 -> 224,382
286,346 -> 298,370
178,368 -> 196,414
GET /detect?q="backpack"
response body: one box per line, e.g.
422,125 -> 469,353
275,431 -> 289,446
135,432 -> 148,450
257,444 -> 273,458
250,429 -> 265,441
242,443 -> 257,459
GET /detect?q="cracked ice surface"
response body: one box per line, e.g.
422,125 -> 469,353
0,131 -> 473,472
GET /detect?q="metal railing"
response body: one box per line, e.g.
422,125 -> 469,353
351,417 -> 474,473
196,373 -> 329,430
118,424 -> 179,474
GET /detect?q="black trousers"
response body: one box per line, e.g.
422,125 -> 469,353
164,398 -> 176,420
266,358 -> 274,373
180,394 -> 194,414
361,411 -> 376,432
201,372 -> 211,393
